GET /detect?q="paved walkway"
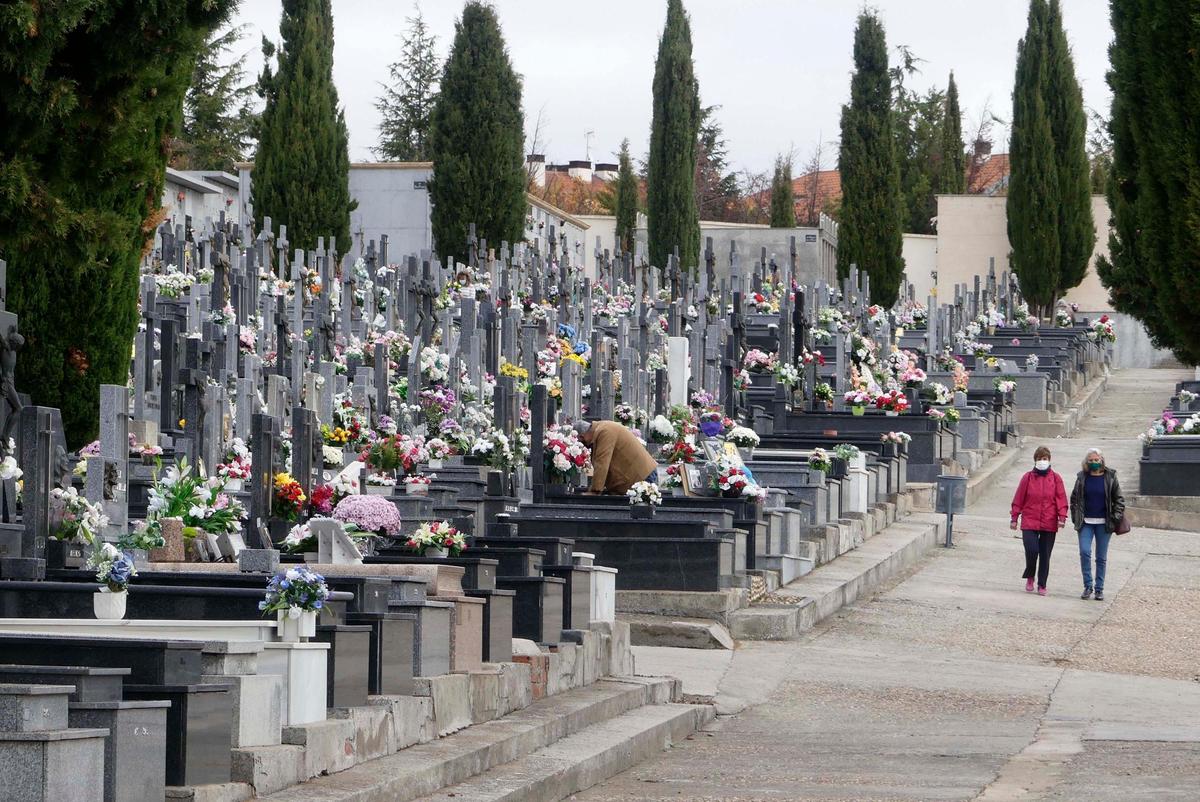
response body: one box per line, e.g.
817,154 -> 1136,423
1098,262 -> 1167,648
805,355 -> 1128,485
574,367 -> 1200,801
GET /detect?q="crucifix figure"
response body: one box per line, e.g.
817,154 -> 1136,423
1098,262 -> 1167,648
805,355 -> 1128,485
0,326 -> 24,455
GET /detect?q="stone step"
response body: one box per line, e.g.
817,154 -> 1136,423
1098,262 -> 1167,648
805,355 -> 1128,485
621,614 -> 734,650
256,676 -> 687,802
760,553 -> 813,584
411,703 -> 715,802
729,515 -> 945,641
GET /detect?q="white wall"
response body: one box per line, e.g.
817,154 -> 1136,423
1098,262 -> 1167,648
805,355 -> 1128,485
902,234 -> 937,302
348,163 -> 433,260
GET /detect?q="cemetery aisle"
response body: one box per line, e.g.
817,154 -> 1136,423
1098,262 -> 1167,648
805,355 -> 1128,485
573,367 -> 1200,801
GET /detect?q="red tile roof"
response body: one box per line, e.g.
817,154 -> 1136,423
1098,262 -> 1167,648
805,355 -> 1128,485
966,153 -> 1011,196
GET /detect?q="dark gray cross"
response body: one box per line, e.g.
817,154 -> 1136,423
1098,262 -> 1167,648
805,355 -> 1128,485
247,413 -> 280,549
529,383 -> 549,503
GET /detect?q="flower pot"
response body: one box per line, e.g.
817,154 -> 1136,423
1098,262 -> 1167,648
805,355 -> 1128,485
129,548 -> 150,569
277,608 -> 317,643
423,546 -> 449,559
303,551 -> 318,564
405,483 -> 429,496
224,478 -> 243,492
986,325 -> 996,336
93,589 -> 127,620
699,421 -> 723,437
428,459 -> 444,470
364,484 -> 394,496
885,410 -> 899,417
149,518 -> 185,562
738,447 -> 754,463
630,504 -> 655,520
851,406 -> 865,417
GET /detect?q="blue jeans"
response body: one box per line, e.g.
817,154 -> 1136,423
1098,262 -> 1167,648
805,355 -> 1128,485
1078,523 -> 1112,592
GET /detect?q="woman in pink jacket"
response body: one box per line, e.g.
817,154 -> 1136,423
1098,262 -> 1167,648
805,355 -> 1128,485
1010,446 -> 1068,595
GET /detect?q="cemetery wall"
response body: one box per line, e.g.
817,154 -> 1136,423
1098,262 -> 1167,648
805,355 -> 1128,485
901,234 -> 937,300
347,162 -> 434,258
161,168 -> 238,233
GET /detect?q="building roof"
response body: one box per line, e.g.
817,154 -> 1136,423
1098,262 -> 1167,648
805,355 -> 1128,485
791,169 -> 843,221
527,193 -> 590,231
966,153 -> 1010,196
165,167 -> 222,194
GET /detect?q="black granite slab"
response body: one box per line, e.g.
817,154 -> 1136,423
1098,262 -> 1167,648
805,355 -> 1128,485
314,624 -> 371,709
124,682 -> 231,786
467,588 -> 514,663
498,575 -> 564,644
70,699 -> 170,802
0,663 -> 127,702
0,632 -> 204,685
345,611 -> 417,695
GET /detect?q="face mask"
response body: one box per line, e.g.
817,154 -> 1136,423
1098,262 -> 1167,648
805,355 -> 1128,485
1034,460 -> 1050,471
1088,461 -> 1102,471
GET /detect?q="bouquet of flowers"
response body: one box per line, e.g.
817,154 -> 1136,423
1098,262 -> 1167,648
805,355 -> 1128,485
50,486 -> 107,543
880,431 -> 912,445
333,494 -> 403,537
833,443 -> 861,462
994,378 -> 1017,393
425,438 -> 453,462
626,481 -> 663,507
742,349 -> 778,374
117,523 -> 165,552
1055,306 -> 1073,328
661,438 -> 698,464
260,566 -> 330,616
775,363 -> 801,388
308,484 -> 336,516
282,523 -> 317,554
364,434 -> 427,477
365,472 -> 396,488
322,445 -> 344,468
405,520 -> 466,556
817,307 -> 845,329
714,458 -> 757,498
900,364 -> 927,386
844,389 -> 873,409
614,404 -> 648,428
726,426 -> 760,449
813,382 -> 834,404
929,407 -> 961,424
874,390 -> 910,413
690,390 -> 716,409
923,382 -> 953,405
1090,315 -> 1116,344
649,414 -> 676,444
732,369 -> 751,393
980,307 -> 1005,329
403,474 -> 433,487
147,460 -> 246,537
273,473 -> 307,521
698,410 -> 725,438
1025,353 -> 1040,370
470,428 -> 514,470
88,543 -> 136,592
808,448 -> 833,475
1180,390 -> 1198,406
543,424 -> 591,483
969,341 -> 993,358
418,386 -> 457,426
867,304 -> 888,326
419,346 -> 451,383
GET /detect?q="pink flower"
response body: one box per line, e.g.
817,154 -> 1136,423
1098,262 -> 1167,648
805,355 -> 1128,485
1011,338 -> 1021,346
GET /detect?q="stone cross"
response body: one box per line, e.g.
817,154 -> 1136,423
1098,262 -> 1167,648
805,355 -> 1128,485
248,413 -> 280,549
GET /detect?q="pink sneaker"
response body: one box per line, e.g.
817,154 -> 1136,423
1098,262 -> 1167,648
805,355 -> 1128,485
1037,587 -> 1048,596
1025,579 -> 1035,593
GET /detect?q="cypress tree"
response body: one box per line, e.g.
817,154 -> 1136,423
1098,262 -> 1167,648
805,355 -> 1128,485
427,1 -> 525,265
1098,0 -> 1200,362
254,0 -> 354,254
1044,0 -> 1094,295
614,139 -> 639,253
0,0 -> 233,445
647,0 -> 701,274
937,72 -> 967,195
374,6 -> 440,161
837,11 -> 905,305
769,156 -> 796,228
1007,0 -> 1061,318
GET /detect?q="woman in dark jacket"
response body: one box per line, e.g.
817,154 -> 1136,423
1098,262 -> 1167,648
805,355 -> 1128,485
1069,448 -> 1125,601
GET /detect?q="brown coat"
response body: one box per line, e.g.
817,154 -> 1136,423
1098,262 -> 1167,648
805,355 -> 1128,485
587,420 -> 657,495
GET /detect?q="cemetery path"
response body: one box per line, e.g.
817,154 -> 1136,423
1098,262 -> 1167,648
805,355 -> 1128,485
573,367 -> 1200,801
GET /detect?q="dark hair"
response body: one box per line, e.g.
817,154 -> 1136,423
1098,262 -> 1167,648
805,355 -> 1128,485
1033,446 -> 1052,461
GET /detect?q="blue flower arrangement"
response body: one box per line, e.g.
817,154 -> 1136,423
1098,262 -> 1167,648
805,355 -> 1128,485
88,543 -> 137,593
260,566 -> 331,617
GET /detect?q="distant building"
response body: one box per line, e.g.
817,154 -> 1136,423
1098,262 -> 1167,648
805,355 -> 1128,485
160,168 -> 240,233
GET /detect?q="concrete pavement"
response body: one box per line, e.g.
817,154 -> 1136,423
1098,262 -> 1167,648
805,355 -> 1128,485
573,368 -> 1200,801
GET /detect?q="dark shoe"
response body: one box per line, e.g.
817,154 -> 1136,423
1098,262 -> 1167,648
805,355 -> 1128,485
1081,588 -> 1093,600
1094,590 -> 1104,601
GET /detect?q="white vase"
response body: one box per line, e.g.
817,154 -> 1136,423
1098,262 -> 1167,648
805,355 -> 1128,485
423,546 -> 448,559
886,410 -> 899,417
224,478 -> 243,492
93,589 -> 127,620
428,459 -> 444,470
364,484 -> 393,496
405,483 -> 429,496
276,609 -> 318,643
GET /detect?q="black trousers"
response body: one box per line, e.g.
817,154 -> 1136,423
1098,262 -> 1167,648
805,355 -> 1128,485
1022,530 -> 1056,588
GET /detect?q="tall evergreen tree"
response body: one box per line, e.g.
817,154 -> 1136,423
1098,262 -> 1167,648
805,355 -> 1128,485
427,2 -> 525,264
0,1 -> 233,445
937,72 -> 967,195
173,24 -> 259,171
254,0 -> 354,253
837,11 -> 905,304
891,47 -> 944,235
1044,0 -> 1094,294
614,139 -> 639,252
647,0 -> 701,273
1098,0 -> 1200,362
769,156 -> 796,228
374,5 -> 440,161
694,106 -> 740,222
1007,0 -> 1061,318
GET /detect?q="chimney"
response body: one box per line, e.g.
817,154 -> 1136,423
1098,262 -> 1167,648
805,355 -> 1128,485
594,162 -> 619,182
568,159 -> 593,184
972,138 -> 992,165
526,153 -> 546,188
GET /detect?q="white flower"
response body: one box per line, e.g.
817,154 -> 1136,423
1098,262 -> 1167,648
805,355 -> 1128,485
285,568 -> 300,582
0,456 -> 21,481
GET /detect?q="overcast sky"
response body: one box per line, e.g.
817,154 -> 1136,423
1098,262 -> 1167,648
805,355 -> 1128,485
229,0 -> 1113,174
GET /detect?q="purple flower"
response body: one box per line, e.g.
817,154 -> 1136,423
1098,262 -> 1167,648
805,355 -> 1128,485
332,495 -> 403,537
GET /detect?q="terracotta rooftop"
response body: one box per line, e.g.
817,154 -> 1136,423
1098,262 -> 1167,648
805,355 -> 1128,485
965,153 -> 1011,196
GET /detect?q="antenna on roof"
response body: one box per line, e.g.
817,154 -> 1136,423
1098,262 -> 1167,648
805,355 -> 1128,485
585,130 -> 595,162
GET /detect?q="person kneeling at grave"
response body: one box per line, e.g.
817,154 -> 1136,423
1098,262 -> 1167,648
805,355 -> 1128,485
573,420 -> 658,496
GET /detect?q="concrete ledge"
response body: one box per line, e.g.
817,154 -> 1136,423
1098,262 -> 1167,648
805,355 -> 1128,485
615,589 -> 749,624
165,783 -> 255,802
1125,495 -> 1200,531
255,677 -> 685,801
621,613 -> 735,650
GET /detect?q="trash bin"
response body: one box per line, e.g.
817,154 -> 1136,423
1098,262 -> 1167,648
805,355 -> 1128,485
935,474 -> 968,546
